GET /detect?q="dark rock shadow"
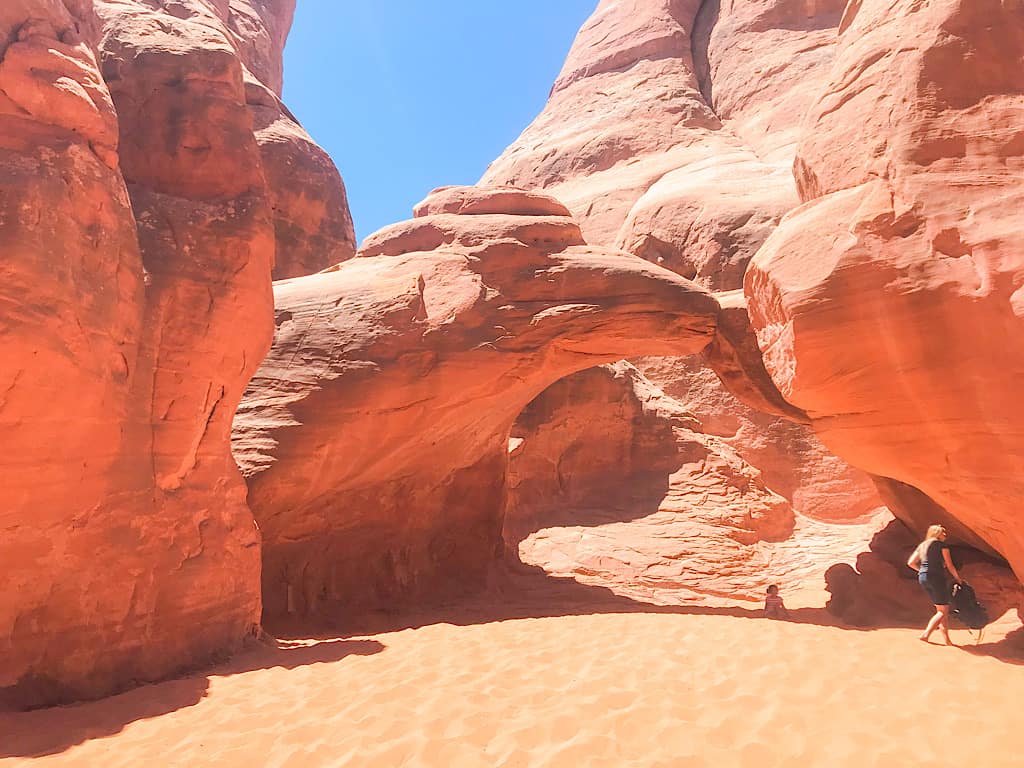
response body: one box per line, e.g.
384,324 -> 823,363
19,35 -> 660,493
0,638 -> 383,759
824,519 -> 1021,630
691,0 -> 721,108
273,559 -> 855,641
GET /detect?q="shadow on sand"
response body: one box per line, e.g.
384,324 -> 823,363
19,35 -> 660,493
271,560 -> 909,640
4,524 -> 1021,759
275,555 -> 1023,655
3,558 -> 1020,759
962,625 -> 1024,666
0,638 -> 383,759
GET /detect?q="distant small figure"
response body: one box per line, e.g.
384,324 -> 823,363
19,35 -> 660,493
907,524 -> 963,645
764,584 -> 789,619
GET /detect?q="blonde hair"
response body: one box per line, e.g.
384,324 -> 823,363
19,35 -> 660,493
926,524 -> 946,540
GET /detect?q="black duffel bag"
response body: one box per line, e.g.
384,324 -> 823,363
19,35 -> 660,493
951,581 -> 989,631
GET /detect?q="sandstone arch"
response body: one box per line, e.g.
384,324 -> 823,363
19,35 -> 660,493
482,0 -> 891,557
234,186 -> 777,625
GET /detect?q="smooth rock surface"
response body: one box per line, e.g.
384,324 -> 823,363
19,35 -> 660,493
745,0 -> 1024,580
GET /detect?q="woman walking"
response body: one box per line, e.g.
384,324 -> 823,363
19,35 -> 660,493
907,525 -> 963,645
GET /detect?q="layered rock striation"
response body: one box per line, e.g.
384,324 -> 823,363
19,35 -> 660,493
1,0 -> 352,709
505,362 -> 884,606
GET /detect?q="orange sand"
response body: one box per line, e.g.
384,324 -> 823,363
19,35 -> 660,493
3,577 -> 1022,768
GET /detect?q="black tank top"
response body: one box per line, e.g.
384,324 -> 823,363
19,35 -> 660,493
920,540 -> 948,579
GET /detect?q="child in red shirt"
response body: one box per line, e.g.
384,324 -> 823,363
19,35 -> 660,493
764,584 -> 789,619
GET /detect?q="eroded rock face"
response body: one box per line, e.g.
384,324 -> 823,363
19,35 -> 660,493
221,0 -> 357,279
224,0 -> 358,280
252,95 -> 356,280
235,186 -> 724,625
1,0 -> 350,709
508,362 -> 902,605
99,0 -> 354,283
507,364 -> 1022,616
745,0 -> 1024,582
1,0 -> 156,709
507,362 -> 846,605
484,0 -> 888,533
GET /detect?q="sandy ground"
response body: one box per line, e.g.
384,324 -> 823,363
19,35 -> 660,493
2,571 -> 1022,768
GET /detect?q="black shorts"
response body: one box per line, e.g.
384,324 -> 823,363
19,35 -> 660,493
919,574 -> 950,606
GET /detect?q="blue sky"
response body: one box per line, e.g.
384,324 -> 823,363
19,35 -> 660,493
282,2 -> 596,243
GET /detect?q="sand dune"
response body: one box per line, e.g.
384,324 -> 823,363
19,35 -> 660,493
3,573 -> 1022,768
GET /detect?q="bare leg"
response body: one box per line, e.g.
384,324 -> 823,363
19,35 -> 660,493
920,605 -> 946,642
938,605 -> 953,646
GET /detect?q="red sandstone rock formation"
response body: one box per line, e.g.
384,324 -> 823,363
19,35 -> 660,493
508,362 -> 902,604
1,0 -> 350,709
483,0 -> 843,282
507,364 -> 1021,615
745,0 -> 1024,583
7,0 -> 1024,711
96,0 -> 353,282
484,0 -> 887,532
230,0 -> 357,280
505,362 -> 875,605
499,0 -> 1021,616
235,186 -> 728,625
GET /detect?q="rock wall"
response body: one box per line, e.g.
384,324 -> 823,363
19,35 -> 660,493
216,0 -> 359,280
231,0 -> 358,280
507,363 -> 1022,616
745,0 -> 1024,580
483,0 -> 844,281
487,0 -> 1024,611
0,0 -> 351,709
